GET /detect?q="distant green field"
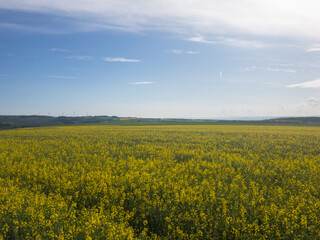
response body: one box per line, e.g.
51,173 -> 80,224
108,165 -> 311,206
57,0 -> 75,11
99,120 -> 320,127
2,115 -> 320,130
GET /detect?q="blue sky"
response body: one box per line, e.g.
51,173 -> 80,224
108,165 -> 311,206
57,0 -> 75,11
1,0 -> 320,118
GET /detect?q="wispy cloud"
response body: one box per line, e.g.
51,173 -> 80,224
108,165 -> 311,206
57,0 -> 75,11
0,0 -> 320,41
130,81 -> 154,85
187,36 -> 216,44
1,1 -> 320,40
270,61 -> 320,69
245,66 -> 296,73
0,23 -> 66,34
306,45 -> 320,52
166,49 -> 199,55
66,55 -> 93,60
50,48 -> 70,52
186,51 -> 199,54
47,75 -> 79,80
217,37 -> 266,48
187,36 -> 266,48
287,78 -> 320,88
166,49 -> 183,54
102,57 -> 140,63
306,48 -> 320,52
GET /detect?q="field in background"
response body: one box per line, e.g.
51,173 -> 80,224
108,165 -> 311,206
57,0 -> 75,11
2,115 -> 320,130
1,125 -> 320,239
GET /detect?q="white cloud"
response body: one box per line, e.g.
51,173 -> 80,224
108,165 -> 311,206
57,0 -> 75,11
187,36 -> 266,48
245,66 -> 296,73
66,55 -> 93,60
186,51 -> 199,54
166,49 -> 199,54
50,48 -> 70,52
47,75 -> 78,79
102,57 -> 140,62
306,45 -> 320,52
1,0 -> 320,40
287,78 -> 320,88
217,37 -> 266,48
187,36 -> 216,44
130,81 -> 154,85
306,48 -> 320,52
167,49 -> 183,54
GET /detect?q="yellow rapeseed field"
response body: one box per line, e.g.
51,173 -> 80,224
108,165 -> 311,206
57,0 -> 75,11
1,125 -> 320,239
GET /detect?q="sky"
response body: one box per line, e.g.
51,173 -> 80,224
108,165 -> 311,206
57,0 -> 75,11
1,0 -> 320,118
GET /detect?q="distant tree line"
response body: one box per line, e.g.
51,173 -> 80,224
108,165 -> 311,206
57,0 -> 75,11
0,115 -> 120,129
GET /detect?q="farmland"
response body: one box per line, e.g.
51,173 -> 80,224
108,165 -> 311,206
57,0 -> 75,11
1,125 -> 320,239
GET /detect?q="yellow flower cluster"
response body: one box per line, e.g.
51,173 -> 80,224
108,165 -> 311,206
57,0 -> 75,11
0,125 -> 320,239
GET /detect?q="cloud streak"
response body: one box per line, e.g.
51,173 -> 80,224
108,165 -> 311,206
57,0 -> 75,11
245,66 -> 296,73
166,49 -> 199,54
187,36 -> 216,44
50,48 -> 70,52
287,78 -> 320,88
66,55 -> 93,60
102,57 -> 140,62
130,81 -> 154,85
0,22 -> 66,34
187,36 -> 266,48
217,37 -> 266,48
306,45 -> 320,52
